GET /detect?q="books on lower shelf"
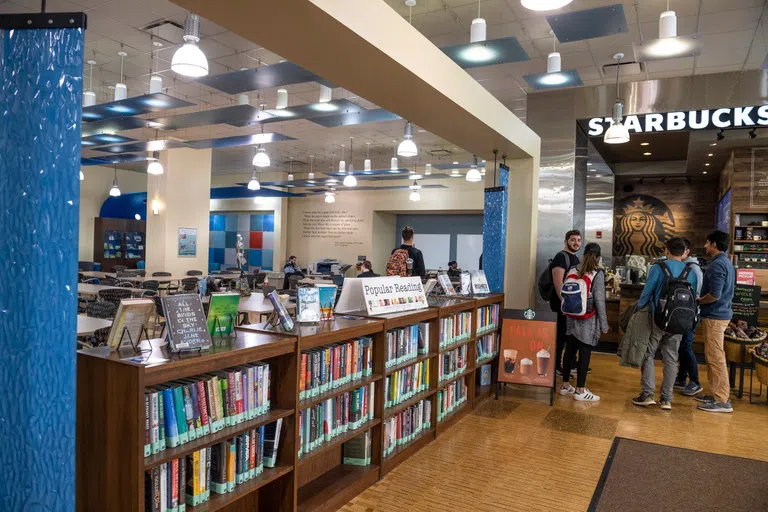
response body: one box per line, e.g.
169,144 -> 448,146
298,382 -> 375,458
144,363 -> 271,457
476,332 -> 500,364
144,419 -> 282,510
299,338 -> 373,401
439,311 -> 472,349
383,399 -> 431,458
476,304 -> 500,335
437,378 -> 468,422
384,360 -> 430,409
385,323 -> 429,369
438,344 -> 467,383
343,431 -> 373,466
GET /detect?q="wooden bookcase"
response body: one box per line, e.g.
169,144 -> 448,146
76,295 -> 502,512
469,293 -> 504,406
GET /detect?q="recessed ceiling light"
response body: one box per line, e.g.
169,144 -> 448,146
643,152 -> 652,156
703,171 -> 708,174
708,153 -> 713,157
521,0 -> 573,11
705,163 -> 710,166
640,142 -> 650,146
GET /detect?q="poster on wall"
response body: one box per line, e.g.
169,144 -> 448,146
362,276 -> 427,315
497,310 -> 556,391
178,227 -> 197,257
613,194 -> 676,258
716,189 -> 732,235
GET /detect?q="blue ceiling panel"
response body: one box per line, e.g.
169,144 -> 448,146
81,157 -> 111,166
90,154 -> 151,164
150,105 -> 275,130
81,134 -> 137,147
441,36 -> 529,69
523,69 -> 584,90
210,186 -> 304,199
195,61 -> 334,94
93,140 -> 190,154
230,99 -> 365,127
547,4 -> 628,43
82,93 -> 194,122
309,108 -> 401,128
186,132 -> 296,149
80,116 -> 156,137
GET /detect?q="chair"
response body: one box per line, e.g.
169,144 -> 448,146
186,270 -> 203,276
226,267 -> 241,272
142,280 -> 159,292
178,277 -> 199,294
78,272 -> 99,284
113,265 -> 127,272
153,271 -> 178,295
152,296 -> 166,337
101,277 -> 120,287
115,282 -> 134,288
284,275 -> 303,296
86,300 -> 116,319
98,288 -> 132,310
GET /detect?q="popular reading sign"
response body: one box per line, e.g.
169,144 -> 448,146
362,277 -> 428,316
586,105 -> 768,137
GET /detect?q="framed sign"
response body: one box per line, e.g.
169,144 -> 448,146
162,294 -> 212,352
737,269 -> 757,286
178,227 -> 197,257
732,284 -> 761,327
362,276 -> 427,315
497,309 -> 557,404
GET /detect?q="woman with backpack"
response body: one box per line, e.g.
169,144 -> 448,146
559,242 -> 608,402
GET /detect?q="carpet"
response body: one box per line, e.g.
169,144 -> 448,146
589,437 -> 768,512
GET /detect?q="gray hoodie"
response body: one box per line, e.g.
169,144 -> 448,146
684,256 -> 703,297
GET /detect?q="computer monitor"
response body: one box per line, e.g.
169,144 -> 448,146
332,274 -> 344,287
357,255 -> 366,262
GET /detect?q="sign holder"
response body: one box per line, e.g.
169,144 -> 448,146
118,324 -> 152,355
209,315 -> 238,343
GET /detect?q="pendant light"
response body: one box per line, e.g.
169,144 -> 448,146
308,155 -> 315,181
247,166 -> 261,191
470,0 -> 486,43
325,189 -> 336,203
172,13 -> 209,77
343,138 -> 358,187
318,85 -> 333,103
253,128 -> 270,167
465,155 -> 482,182
364,142 -> 372,172
521,0 -> 573,11
659,1 -> 676,39
149,39 -> 163,94
604,53 -> 630,144
338,144 -> 346,173
276,88 -> 288,109
391,142 -> 399,171
409,181 -> 421,202
397,121 -> 418,157
540,31 -> 568,86
147,151 -> 164,175
83,58 -> 96,107
114,50 -> 128,101
287,160 -> 294,181
109,166 -> 121,197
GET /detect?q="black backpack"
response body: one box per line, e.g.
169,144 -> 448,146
538,251 -> 567,302
654,261 -> 698,335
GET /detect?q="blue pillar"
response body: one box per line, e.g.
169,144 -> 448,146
482,164 -> 510,293
0,13 -> 85,511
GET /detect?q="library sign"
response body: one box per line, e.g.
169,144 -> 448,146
586,105 -> 768,136
362,277 -> 428,316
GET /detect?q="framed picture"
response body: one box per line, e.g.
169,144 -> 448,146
178,227 -> 197,257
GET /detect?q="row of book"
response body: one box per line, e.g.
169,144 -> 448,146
437,379 -> 468,422
439,311 -> 473,348
298,383 -> 375,458
383,399 -> 432,458
143,420 -> 281,511
299,338 -> 373,401
144,364 -> 271,456
476,332 -> 500,364
438,344 -> 468,383
385,323 -> 429,369
342,431 -> 373,466
477,304 -> 500,334
384,360 -> 430,409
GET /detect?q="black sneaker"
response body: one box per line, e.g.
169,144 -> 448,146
673,380 -> 687,390
694,394 -> 715,403
632,393 -> 656,407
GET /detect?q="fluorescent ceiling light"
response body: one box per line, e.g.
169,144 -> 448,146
459,44 -> 497,63
521,0 -> 573,11
171,14 -> 209,77
310,101 -> 337,112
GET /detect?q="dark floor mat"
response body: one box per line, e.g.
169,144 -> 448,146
589,437 -> 768,512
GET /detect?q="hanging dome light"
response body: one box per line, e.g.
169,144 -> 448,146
171,14 -> 209,77
659,9 -> 677,39
409,181 -> 421,202
79,170 -> 85,181
308,154 -> 315,181
109,178 -> 121,197
343,173 -> 357,187
276,88 -> 288,109
149,41 -> 163,94
325,190 -> 336,203
397,121 -> 418,157
604,53 -> 630,144
343,138 -> 357,187
84,59 -> 96,106
521,0 -> 573,11
466,156 -> 483,182
147,151 -> 164,175
364,142 -> 372,171
470,1 -> 486,43
390,157 -> 398,170
114,50 -> 128,101
253,146 -> 270,167
247,167 -> 260,191
338,144 -> 346,173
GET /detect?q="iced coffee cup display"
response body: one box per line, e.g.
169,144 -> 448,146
536,348 -> 550,376
519,358 -> 533,376
503,349 -> 517,374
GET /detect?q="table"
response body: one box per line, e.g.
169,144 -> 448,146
77,315 -> 113,336
80,271 -> 112,279
78,283 -> 144,297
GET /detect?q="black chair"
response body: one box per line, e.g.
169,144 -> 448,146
261,286 -> 276,297
86,300 -> 116,319
98,288 -> 132,310
113,265 -> 128,272
178,277 -> 199,294
152,296 -> 166,337
253,272 -> 267,289
142,280 -> 159,292
153,271 -> 178,295
186,270 -> 203,276
283,275 -> 303,297
78,272 -> 99,284
101,277 -> 120,286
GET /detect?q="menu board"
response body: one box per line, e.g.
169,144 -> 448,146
362,276 -> 427,315
162,294 -> 212,352
731,284 -> 761,327
498,309 -> 556,388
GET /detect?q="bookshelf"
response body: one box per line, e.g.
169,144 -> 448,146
469,293 -> 504,405
76,295 -> 503,511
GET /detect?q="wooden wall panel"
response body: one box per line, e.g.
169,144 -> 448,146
730,148 -> 768,214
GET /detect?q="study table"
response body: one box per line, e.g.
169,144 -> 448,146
76,315 -> 113,336
82,272 -> 243,284
77,283 -> 145,296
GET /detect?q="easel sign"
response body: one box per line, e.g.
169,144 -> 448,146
496,309 -> 557,406
106,298 -> 155,353
162,294 -> 213,352
361,276 -> 427,315
207,292 -> 240,338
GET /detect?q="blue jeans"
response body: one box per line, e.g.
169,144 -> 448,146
676,326 -> 700,385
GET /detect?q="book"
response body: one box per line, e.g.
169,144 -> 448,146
263,418 -> 282,468
206,293 -> 240,336
106,298 -> 154,350
470,270 -> 491,294
296,287 -> 321,323
343,431 -> 372,466
460,271 -> 471,295
439,311 -> 472,348
316,284 -> 337,320
480,363 -> 492,386
383,399 -> 431,457
437,273 -> 456,295
266,290 -> 294,331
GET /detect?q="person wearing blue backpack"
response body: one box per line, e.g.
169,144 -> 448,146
632,237 -> 699,411
559,243 -> 607,402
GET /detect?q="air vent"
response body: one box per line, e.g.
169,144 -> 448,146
140,20 -> 184,46
602,60 -> 643,77
281,158 -> 308,167
428,149 -> 452,157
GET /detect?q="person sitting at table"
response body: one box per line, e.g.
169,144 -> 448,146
447,260 -> 462,279
358,260 -> 379,278
283,255 -> 305,289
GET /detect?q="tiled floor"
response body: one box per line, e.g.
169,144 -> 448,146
339,353 -> 768,512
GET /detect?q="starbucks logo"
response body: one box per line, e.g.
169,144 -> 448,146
524,308 -> 535,320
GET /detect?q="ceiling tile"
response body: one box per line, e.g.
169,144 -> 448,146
450,0 -> 516,27
695,47 -> 750,68
698,7 -> 764,34
413,10 -> 464,38
645,56 -> 695,73
701,0 -> 765,14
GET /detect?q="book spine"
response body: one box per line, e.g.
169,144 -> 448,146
181,385 -> 196,441
227,372 -> 237,422
162,388 -> 179,448
265,364 -> 271,410
219,377 -> 230,427
160,462 -> 168,512
205,446 -> 211,501
227,439 -> 236,492
173,387 -> 189,444
300,353 -> 307,400
170,458 -> 179,511
144,394 -> 151,457
150,392 -> 160,455
234,370 -> 244,424
196,381 -> 210,435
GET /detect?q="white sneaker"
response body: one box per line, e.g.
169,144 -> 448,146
574,388 -> 600,402
559,383 -> 576,395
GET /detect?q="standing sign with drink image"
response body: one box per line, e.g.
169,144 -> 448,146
498,309 -> 556,393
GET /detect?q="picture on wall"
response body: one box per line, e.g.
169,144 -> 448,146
613,194 -> 676,258
178,227 -> 197,257
209,212 -> 275,272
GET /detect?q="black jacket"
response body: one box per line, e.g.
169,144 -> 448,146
358,271 -> 379,278
391,244 -> 426,279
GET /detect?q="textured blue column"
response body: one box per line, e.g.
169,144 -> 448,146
0,26 -> 83,510
482,165 -> 510,293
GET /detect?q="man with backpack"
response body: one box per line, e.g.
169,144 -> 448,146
539,229 -> 582,376
388,225 -> 426,279
632,237 -> 699,411
674,238 -> 704,396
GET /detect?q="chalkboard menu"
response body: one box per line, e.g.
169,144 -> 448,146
731,284 -> 761,327
162,294 -> 212,352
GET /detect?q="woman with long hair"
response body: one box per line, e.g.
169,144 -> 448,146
559,242 -> 609,401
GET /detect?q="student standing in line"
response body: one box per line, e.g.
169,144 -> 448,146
559,243 -> 607,402
674,237 -> 704,396
632,237 -> 698,411
696,231 -> 736,413
389,225 -> 426,279
549,230 -> 582,376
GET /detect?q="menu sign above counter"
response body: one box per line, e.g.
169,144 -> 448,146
362,277 -> 428,316
162,294 -> 212,352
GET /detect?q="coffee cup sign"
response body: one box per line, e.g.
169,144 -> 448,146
498,310 -> 556,389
